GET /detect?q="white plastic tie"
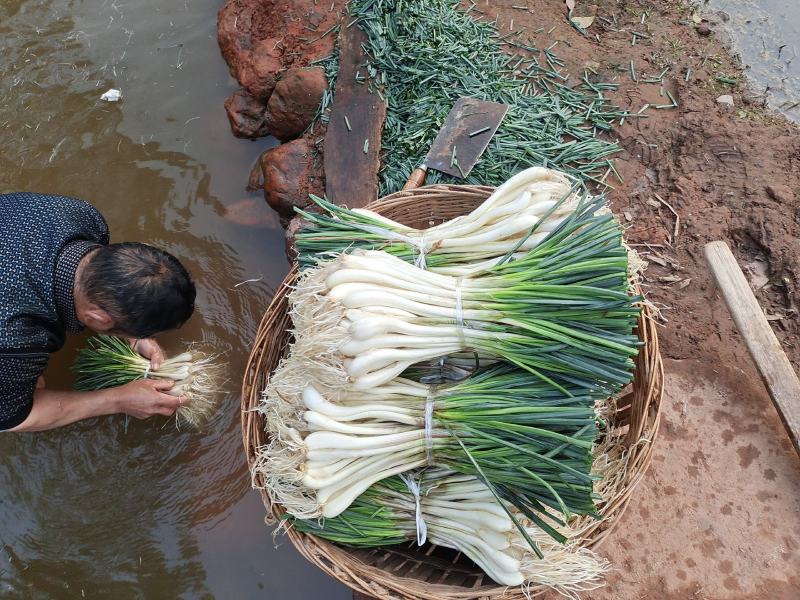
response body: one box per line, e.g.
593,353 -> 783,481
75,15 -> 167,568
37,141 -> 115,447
454,278 -> 466,345
400,473 -> 428,546
424,391 -> 435,465
414,233 -> 428,270
143,364 -> 151,379
347,222 -> 432,270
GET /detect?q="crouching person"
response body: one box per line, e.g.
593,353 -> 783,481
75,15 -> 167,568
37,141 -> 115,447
0,192 -> 196,432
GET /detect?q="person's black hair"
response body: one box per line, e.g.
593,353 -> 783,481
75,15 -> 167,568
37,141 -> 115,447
80,242 -> 196,338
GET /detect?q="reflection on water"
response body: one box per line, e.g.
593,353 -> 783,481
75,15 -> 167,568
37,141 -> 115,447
0,0 -> 348,598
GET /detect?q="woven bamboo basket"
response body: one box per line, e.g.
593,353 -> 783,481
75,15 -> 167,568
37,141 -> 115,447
242,184 -> 664,599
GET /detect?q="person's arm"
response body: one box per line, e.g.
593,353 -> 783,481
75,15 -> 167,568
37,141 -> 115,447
9,379 -> 184,433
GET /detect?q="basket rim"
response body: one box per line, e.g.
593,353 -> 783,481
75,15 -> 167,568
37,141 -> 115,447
241,183 -> 665,600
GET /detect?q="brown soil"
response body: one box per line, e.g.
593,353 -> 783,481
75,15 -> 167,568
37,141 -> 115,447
219,0 -> 800,597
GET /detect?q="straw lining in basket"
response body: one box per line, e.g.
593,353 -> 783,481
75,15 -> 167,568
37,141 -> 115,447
242,185 -> 664,600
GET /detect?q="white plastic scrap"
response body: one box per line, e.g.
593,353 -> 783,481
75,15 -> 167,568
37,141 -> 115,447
100,88 -> 122,102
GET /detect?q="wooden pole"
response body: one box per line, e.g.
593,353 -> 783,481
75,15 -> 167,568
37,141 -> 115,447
704,241 -> 800,456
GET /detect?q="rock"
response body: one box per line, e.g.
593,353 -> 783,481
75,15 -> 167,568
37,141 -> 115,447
216,0 -> 342,98
255,138 -> 324,217
766,184 -> 796,205
716,94 -> 734,107
238,37 -> 283,100
224,89 -> 269,138
265,67 -> 327,141
697,21 -> 712,36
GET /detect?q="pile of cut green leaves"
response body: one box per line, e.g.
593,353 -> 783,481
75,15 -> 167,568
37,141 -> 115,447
256,167 -> 640,592
336,0 -> 625,195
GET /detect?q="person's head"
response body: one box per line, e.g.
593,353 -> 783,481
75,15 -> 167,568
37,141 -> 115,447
74,242 -> 196,338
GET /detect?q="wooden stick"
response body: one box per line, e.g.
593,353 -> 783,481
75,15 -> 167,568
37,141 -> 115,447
402,166 -> 428,191
704,241 -> 800,456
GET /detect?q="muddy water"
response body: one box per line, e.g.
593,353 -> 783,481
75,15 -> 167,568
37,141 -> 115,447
707,0 -> 800,121
0,0 -> 347,598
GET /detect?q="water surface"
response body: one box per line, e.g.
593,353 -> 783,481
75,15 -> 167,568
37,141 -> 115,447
0,0 -> 348,598
707,0 -> 800,121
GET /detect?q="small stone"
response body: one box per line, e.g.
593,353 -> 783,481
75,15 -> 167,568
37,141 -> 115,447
624,211 -> 633,222
716,94 -> 734,107
265,67 -> 328,141
224,89 -> 269,138
697,21 -> 712,36
765,184 -> 796,205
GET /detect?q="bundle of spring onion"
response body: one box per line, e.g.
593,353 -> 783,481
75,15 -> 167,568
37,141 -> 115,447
295,167 -> 582,273
72,335 -> 223,428
291,469 -> 609,591
260,365 -> 602,534
289,194 -> 639,395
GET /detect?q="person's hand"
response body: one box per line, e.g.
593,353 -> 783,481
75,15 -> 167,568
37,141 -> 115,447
114,379 -> 184,419
130,338 -> 165,371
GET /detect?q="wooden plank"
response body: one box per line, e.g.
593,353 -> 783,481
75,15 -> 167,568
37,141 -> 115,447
704,241 -> 800,456
324,24 -> 386,208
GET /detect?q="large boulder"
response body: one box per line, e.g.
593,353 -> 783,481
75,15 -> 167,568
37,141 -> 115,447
265,67 -> 327,141
224,89 -> 269,138
252,138 -> 324,217
217,0 -> 342,98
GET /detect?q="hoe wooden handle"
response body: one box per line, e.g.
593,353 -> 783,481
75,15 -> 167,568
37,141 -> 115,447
705,241 -> 800,456
402,167 -> 428,191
